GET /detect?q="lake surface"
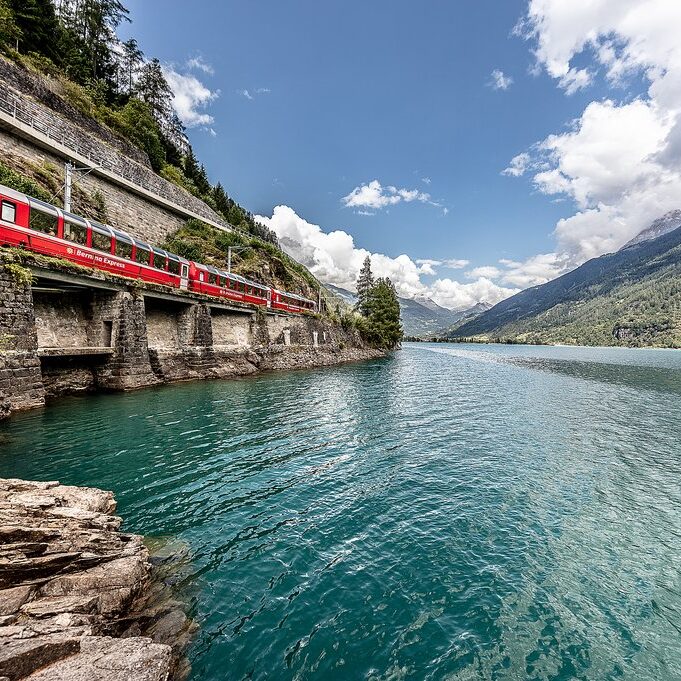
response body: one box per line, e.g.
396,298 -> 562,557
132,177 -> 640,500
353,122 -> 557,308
1,343 -> 680,680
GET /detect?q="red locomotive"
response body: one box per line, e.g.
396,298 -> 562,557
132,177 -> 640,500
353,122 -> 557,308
0,184 -> 317,314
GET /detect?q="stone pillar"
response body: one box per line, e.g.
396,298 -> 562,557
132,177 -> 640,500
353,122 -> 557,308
313,331 -> 318,348
191,304 -> 213,347
179,303 -> 215,373
283,329 -> 291,346
250,310 -> 270,349
94,290 -> 159,390
0,263 -> 45,417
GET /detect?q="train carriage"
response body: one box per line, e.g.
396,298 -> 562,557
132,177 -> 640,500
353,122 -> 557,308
0,182 -> 316,315
188,262 -> 270,307
0,185 -> 190,289
271,289 -> 317,313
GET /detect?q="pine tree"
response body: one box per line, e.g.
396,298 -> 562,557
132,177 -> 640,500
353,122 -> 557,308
57,0 -> 129,86
8,0 -> 62,62
0,0 -> 21,49
183,148 -> 201,185
195,163 -> 211,196
212,183 -> 231,218
135,58 -> 174,128
356,255 -> 374,316
120,37 -> 143,93
365,277 -> 402,349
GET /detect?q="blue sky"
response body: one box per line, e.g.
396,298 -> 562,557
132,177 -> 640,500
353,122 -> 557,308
122,1 -> 680,309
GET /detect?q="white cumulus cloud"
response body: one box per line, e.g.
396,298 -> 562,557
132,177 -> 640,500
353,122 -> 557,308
506,0 -> 681,263
498,252 -> 569,288
163,67 -> 219,128
467,266 -> 502,279
342,180 -> 434,211
429,278 -> 519,310
254,206 -> 509,309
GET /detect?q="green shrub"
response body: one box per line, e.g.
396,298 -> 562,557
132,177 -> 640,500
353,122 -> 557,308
4,262 -> 34,286
0,161 -> 51,201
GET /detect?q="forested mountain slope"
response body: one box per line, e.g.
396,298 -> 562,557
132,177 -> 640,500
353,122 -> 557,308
454,218 -> 681,347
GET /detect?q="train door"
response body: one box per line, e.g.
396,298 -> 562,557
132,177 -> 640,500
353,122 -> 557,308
180,263 -> 189,290
266,289 -> 272,308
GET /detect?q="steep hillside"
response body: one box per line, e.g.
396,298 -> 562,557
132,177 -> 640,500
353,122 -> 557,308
455,219 -> 681,347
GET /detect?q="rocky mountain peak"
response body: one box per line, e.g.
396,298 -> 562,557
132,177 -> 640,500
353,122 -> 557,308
621,209 -> 681,249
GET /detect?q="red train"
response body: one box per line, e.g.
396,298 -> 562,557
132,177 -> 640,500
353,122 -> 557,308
0,184 -> 317,314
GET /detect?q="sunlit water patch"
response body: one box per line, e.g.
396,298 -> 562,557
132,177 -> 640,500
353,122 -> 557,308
1,344 -> 680,680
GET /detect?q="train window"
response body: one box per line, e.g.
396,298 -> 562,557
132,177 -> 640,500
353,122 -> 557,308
63,220 -> 88,245
1,201 -> 16,223
208,273 -> 217,285
135,247 -> 151,266
115,239 -> 133,260
30,209 -> 58,236
168,258 -> 180,275
153,252 -> 166,270
92,231 -> 111,252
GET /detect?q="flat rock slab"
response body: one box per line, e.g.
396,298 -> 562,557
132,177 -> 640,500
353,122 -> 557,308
24,637 -> 171,681
0,635 -> 80,680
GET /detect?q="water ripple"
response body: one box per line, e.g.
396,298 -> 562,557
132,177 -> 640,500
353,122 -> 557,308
1,344 -> 680,680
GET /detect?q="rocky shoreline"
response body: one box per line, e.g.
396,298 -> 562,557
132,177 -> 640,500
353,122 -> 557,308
0,479 -> 193,680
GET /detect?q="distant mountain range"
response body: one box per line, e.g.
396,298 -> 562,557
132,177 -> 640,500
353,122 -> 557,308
323,284 -> 490,337
453,210 -> 681,347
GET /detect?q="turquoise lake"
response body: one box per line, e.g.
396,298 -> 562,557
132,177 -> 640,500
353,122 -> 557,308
1,343 -> 680,680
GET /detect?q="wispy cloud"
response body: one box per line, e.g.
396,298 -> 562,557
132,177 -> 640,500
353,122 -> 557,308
502,152 -> 531,177
186,56 -> 214,75
238,87 -> 271,100
489,69 -> 513,91
415,258 -> 470,275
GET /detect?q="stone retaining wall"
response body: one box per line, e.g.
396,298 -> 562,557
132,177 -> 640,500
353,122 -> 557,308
0,260 -> 383,420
